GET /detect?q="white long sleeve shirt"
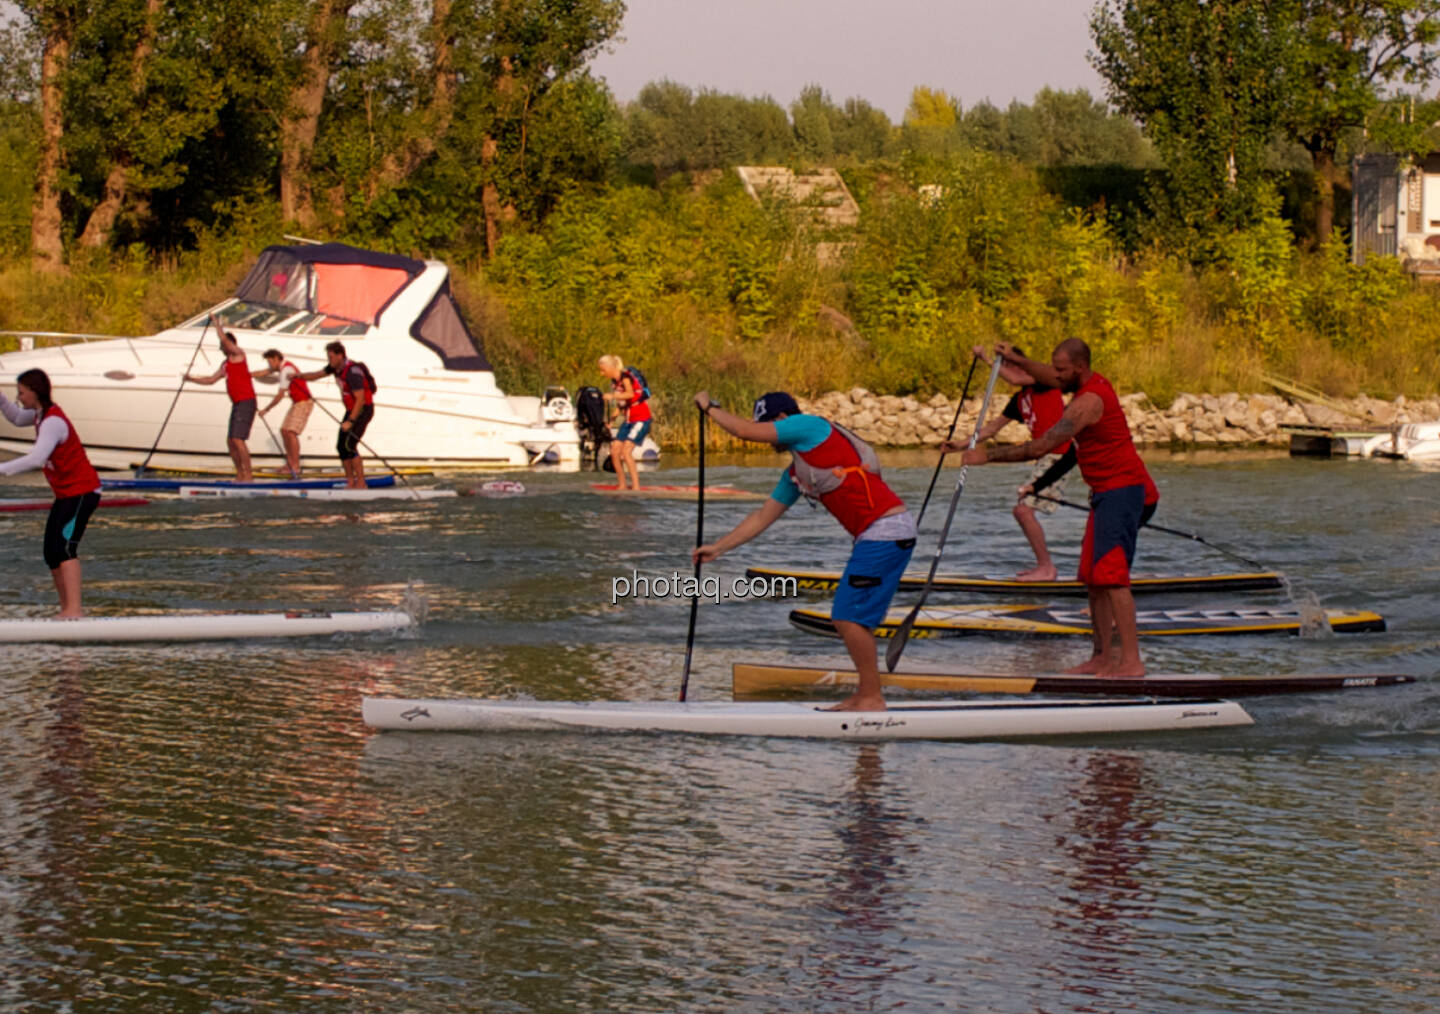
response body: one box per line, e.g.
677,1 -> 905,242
0,391 -> 70,476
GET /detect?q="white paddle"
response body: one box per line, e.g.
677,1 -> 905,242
885,352 -> 1004,672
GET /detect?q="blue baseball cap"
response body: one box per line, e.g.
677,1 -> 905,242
752,392 -> 800,423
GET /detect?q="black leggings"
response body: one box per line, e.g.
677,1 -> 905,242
337,405 -> 374,461
44,490 -> 101,570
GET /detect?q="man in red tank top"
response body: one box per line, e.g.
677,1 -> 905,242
966,344 -> 1076,581
948,338 -> 1158,677
183,320 -> 256,481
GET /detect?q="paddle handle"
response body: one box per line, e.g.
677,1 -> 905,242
679,407 -> 706,701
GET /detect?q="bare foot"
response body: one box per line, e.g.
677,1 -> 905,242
1064,656 -> 1106,675
1097,661 -> 1147,678
1015,565 -> 1058,582
825,693 -> 887,712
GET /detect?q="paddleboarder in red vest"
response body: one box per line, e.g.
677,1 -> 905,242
598,355 -> 651,491
257,348 -> 313,478
967,343 -> 1077,582
692,390 -> 916,711
183,320 -> 256,481
0,368 -> 102,617
946,338 -> 1158,677
301,341 -> 374,489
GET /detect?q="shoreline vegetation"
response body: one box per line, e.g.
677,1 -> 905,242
2,156 -> 1438,452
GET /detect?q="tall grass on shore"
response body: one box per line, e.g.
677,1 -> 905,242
2,158 -> 1437,452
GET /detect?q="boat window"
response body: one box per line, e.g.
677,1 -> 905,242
210,301 -> 308,331
274,314 -> 369,336
235,249 -> 415,326
410,284 -> 491,371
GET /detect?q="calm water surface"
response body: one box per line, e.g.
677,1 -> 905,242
2,452 -> 1437,1012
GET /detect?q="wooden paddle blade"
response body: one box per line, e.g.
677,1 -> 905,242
884,603 -> 921,671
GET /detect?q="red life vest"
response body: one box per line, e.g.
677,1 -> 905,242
283,361 -> 311,402
613,371 -> 651,423
335,360 -> 375,412
788,420 -> 906,537
39,404 -> 100,498
1073,372 -> 1157,502
1017,386 -> 1070,454
224,356 -> 256,403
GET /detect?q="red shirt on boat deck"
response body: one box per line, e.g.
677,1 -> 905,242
224,357 -> 256,403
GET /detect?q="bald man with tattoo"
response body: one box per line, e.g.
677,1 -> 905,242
942,338 -> 1159,676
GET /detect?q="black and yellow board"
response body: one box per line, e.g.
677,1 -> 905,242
788,604 -> 1387,639
732,662 -> 1415,698
747,565 -> 1284,597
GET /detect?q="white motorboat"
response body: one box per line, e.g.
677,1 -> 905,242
0,242 -> 582,470
1360,421 -> 1440,461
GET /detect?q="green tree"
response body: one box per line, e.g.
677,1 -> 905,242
900,84 -> 964,157
833,97 -> 893,160
790,84 -> 837,162
1091,0 -> 1295,253
1278,1 -> 1440,243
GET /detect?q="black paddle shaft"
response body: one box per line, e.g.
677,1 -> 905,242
310,397 -> 422,500
915,353 -> 979,528
137,317 -> 212,476
1032,493 -> 1269,571
886,353 -> 1005,672
679,407 -> 706,701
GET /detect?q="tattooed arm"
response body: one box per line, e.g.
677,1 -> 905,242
959,391 -> 1103,466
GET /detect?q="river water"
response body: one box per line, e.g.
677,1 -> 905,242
1,451 -> 1437,1012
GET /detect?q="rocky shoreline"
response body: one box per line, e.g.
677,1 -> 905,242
795,388 -> 1440,448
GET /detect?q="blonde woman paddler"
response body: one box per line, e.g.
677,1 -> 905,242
597,355 -> 652,491
0,368 -> 103,617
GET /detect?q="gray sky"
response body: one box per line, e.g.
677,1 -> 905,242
590,0 -> 1111,121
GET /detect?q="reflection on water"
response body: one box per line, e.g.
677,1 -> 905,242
1,457 -> 1438,1011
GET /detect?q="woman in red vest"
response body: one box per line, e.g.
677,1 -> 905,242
0,368 -> 103,617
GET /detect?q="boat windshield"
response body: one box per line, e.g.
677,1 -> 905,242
208,301 -> 368,336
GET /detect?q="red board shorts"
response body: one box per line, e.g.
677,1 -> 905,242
1078,485 -> 1156,588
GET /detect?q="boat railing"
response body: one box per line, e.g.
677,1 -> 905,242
0,329 -> 204,370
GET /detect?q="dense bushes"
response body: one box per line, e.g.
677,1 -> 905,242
1,156 -> 1437,449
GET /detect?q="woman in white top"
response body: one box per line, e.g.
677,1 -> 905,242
0,369 -> 104,616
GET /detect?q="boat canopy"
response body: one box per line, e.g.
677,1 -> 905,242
233,244 -> 424,327
410,280 -> 492,371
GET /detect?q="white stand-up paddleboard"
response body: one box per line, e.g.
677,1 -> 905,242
0,610 -> 415,643
362,696 -> 1253,741
178,486 -> 457,501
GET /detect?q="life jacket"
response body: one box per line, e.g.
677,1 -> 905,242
621,366 -> 650,403
39,404 -> 100,498
788,419 -> 906,538
224,356 -> 256,403
336,360 -> 377,411
1073,372 -> 1157,502
613,367 -> 651,423
283,361 -> 311,402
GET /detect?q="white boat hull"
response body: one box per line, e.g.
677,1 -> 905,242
1361,422 -> 1440,461
361,696 -> 1253,740
0,609 -> 415,643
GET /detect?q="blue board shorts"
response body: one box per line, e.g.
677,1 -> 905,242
832,537 -> 916,628
615,419 -> 651,445
1078,485 -> 1157,587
